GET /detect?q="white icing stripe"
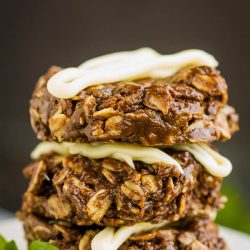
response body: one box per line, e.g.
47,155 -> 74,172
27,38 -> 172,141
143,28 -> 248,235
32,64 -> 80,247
31,142 -> 184,174
31,142 -> 232,177
47,48 -> 218,99
79,48 -> 159,70
171,144 -> 232,177
31,142 -> 69,158
89,221 -> 169,250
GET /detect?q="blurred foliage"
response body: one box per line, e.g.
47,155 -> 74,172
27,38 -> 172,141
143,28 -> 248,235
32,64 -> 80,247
216,184 -> 250,234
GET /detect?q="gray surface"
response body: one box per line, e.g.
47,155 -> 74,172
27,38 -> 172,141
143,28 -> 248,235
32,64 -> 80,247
0,208 -> 14,221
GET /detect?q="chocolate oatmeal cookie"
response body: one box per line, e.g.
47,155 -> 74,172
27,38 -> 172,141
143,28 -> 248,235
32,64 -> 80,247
18,213 -> 228,250
20,149 -> 224,226
30,66 -> 239,146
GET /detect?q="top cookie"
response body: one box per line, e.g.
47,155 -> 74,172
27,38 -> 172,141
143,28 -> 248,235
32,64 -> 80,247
29,65 -> 238,145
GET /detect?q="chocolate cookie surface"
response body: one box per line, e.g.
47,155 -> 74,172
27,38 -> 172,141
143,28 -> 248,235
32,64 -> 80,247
21,149 -> 224,226
30,66 -> 239,145
19,213 -> 228,250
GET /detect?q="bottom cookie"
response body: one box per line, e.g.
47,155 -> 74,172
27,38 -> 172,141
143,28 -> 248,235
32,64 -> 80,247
18,213 -> 227,250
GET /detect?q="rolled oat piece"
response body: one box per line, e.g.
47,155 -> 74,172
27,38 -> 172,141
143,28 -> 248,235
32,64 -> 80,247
20,143 -> 226,227
30,65 -> 239,146
18,212 -> 228,250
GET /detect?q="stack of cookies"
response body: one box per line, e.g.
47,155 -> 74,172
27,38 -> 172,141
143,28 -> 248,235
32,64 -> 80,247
18,48 -> 239,250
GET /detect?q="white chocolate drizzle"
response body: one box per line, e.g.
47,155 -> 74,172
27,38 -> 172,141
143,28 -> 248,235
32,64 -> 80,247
31,142 -> 232,177
31,142 -> 183,173
89,221 -> 169,250
172,143 -> 232,177
47,48 -> 218,99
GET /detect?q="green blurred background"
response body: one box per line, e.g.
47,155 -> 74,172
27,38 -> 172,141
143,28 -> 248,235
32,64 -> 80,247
217,182 -> 250,234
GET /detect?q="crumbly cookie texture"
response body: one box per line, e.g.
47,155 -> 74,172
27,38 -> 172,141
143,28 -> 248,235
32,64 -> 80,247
18,213 -> 228,250
20,149 -> 225,226
30,66 -> 239,146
